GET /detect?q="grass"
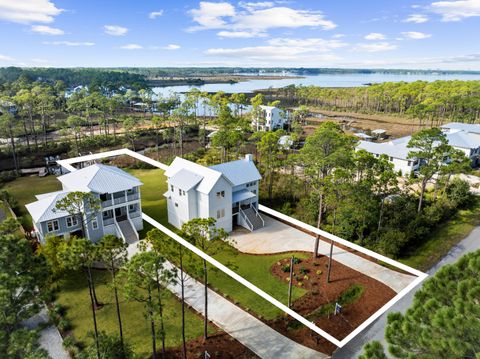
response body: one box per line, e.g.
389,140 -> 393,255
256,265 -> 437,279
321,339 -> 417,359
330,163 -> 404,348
2,175 -> 61,229
56,269 -> 214,357
399,197 -> 480,271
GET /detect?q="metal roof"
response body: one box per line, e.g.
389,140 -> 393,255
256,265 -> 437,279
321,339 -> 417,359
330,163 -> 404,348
357,140 -> 415,160
446,131 -> 480,149
232,189 -> 256,203
58,164 -> 143,194
441,122 -> 480,134
165,157 -> 227,194
210,156 -> 261,187
170,168 -> 204,191
26,191 -> 72,223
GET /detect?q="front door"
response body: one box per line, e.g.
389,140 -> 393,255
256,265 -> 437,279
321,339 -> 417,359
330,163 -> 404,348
115,208 -> 122,217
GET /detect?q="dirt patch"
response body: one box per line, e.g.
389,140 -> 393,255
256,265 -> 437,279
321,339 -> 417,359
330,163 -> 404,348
268,255 -> 396,355
164,332 -> 258,358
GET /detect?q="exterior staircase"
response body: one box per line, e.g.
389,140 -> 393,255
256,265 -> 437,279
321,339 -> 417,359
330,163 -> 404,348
242,207 -> 265,231
116,218 -> 138,244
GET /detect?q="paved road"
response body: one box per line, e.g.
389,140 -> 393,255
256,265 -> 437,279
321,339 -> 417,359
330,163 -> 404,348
128,241 -> 327,359
333,225 -> 480,358
231,216 -> 416,293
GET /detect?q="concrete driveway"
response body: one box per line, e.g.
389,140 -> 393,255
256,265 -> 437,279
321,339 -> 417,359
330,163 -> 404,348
230,216 -> 416,293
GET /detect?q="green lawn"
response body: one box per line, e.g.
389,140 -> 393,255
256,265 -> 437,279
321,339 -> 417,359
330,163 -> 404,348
399,197 -> 480,271
128,168 -> 307,320
57,269 -> 213,357
2,175 -> 61,229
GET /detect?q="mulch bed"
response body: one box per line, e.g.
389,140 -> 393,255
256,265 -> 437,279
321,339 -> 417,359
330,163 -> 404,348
267,254 -> 396,355
163,332 -> 258,359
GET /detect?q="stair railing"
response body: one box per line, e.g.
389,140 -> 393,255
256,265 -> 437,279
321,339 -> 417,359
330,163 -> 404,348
251,205 -> 265,227
239,207 -> 254,231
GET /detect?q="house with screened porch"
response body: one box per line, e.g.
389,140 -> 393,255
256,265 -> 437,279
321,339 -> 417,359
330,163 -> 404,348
26,164 -> 143,244
164,154 -> 265,233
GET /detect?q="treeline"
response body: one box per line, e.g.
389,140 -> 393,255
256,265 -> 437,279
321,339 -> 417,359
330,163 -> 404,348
0,67 -> 147,91
268,80 -> 480,124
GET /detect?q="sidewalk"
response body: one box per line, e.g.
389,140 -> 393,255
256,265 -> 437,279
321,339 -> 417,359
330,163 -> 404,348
128,241 -> 328,359
230,216 -> 415,293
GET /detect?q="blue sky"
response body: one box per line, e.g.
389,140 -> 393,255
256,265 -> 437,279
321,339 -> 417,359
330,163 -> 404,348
0,0 -> 479,69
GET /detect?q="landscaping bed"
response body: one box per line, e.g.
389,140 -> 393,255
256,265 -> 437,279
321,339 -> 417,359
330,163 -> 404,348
268,255 -> 396,355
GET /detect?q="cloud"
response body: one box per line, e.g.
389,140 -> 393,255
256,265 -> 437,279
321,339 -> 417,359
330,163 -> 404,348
149,10 -> 164,19
354,42 -> 397,52
205,37 -> 346,62
42,41 -> 95,46
404,13 -> 429,23
401,31 -> 432,39
332,33 -> 345,38
121,44 -> 142,50
217,30 -> 265,38
163,44 -> 180,50
104,25 -> 128,36
30,25 -> 64,35
0,0 -> 63,24
364,32 -> 386,40
187,1 -> 336,35
430,0 -> 480,21
0,54 -> 14,61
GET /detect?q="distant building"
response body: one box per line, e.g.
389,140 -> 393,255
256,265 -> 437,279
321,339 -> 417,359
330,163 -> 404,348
441,122 -> 480,166
357,139 -> 420,175
252,105 -> 288,131
164,154 -> 264,233
354,133 -> 374,141
371,129 -> 387,139
26,164 -> 143,244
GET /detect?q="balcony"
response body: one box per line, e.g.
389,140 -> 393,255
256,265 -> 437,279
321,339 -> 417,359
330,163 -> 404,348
114,196 -> 126,205
103,217 -> 115,226
127,193 -> 139,202
129,211 -> 141,219
101,199 -> 113,208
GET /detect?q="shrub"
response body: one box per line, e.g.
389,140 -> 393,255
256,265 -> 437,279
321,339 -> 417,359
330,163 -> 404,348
81,331 -> 134,359
58,318 -> 72,332
281,264 -> 291,273
446,178 -> 472,207
53,303 -> 65,315
299,267 -> 309,275
63,335 -> 77,349
316,270 -> 323,275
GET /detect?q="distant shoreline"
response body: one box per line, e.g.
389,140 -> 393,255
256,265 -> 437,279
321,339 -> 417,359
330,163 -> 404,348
147,74 -> 303,87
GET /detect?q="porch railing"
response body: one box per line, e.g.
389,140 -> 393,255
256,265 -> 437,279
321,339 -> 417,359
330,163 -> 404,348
103,217 -> 115,226
252,205 -> 265,227
127,193 -> 139,201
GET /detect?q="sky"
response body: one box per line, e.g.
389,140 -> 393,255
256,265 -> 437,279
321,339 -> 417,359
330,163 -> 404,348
0,0 -> 479,69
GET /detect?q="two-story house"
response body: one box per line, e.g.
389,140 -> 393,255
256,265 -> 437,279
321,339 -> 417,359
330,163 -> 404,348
251,105 -> 288,131
164,154 -> 264,233
26,164 -> 143,244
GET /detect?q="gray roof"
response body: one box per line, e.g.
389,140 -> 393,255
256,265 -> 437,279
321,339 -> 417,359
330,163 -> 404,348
357,140 -> 415,160
165,157 -> 226,194
232,189 -> 256,203
446,131 -> 480,149
210,157 -> 261,186
170,169 -> 204,191
26,191 -> 72,223
58,164 -> 142,194
441,122 -> 480,134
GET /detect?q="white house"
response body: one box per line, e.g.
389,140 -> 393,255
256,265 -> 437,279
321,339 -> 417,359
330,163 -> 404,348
252,105 -> 288,131
441,122 -> 480,166
357,138 -> 420,175
164,154 -> 264,233
26,164 -> 143,244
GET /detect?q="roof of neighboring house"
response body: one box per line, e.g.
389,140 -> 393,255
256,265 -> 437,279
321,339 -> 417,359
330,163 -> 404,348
210,156 -> 262,187
26,191 -> 72,223
354,133 -> 373,140
441,122 -> 480,134
165,157 -> 227,194
446,131 -> 480,149
372,129 -> 387,134
357,140 -> 415,160
259,105 -> 277,111
58,164 -> 143,194
170,168 -> 204,191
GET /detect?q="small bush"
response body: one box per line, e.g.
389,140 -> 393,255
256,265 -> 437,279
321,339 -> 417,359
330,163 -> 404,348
281,264 -> 291,273
316,270 -> 323,275
58,318 -> 72,332
299,267 -> 309,275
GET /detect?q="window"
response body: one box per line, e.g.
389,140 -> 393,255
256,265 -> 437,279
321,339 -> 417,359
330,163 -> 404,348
171,185 -> 174,192
216,191 -> 225,198
127,188 -> 134,194
66,216 -> 78,228
92,219 -> 98,230
216,208 -> 225,219
175,202 -> 178,207
47,220 -> 59,232
100,193 -> 108,201
179,189 -> 185,196
129,204 -> 136,212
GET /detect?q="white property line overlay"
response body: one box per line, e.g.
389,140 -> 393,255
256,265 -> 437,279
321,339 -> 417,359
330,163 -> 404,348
57,148 -> 428,348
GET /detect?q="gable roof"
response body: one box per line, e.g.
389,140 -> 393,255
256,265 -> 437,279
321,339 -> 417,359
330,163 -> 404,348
58,164 -> 142,194
170,168 -> 204,191
441,122 -> 480,134
209,157 -> 261,186
357,140 -> 415,161
165,157 -> 228,194
446,131 -> 480,149
26,191 -> 72,223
